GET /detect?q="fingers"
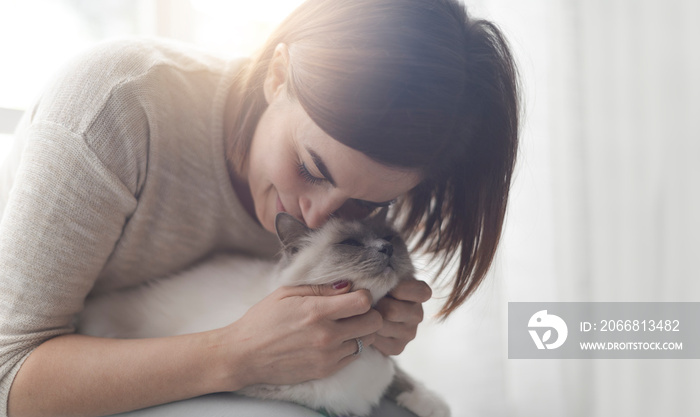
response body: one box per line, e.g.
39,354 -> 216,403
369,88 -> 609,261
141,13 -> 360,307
340,335 -> 372,358
337,307 -> 383,338
294,287 -> 374,321
234,284 -> 387,385
280,281 -> 352,298
376,319 -> 417,341
305,326 -> 379,380
373,333 -> 409,356
389,279 -> 432,303
374,317 -> 418,356
302,310 -> 381,377
324,289 -> 374,320
375,296 -> 424,325
273,283 -> 372,322
329,334 -> 375,377
267,284 -> 388,372
372,283 -> 429,356
275,284 -> 380,342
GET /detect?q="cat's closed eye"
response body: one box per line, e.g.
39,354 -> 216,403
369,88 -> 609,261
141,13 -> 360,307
339,238 -> 363,247
382,235 -> 395,242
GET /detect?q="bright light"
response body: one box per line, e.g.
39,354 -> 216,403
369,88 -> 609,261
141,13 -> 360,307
189,0 -> 305,58
191,0 -> 302,23
0,0 -> 307,110
0,134 -> 15,163
0,0 -> 92,109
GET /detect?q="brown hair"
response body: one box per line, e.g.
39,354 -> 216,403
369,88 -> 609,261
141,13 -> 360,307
227,0 -> 520,318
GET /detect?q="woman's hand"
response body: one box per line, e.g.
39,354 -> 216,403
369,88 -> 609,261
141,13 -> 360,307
219,282 -> 383,390
373,279 -> 432,356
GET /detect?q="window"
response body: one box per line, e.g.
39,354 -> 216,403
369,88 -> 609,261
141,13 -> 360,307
0,0 -> 303,159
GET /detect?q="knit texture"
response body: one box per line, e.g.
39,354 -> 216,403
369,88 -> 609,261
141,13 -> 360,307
0,38 -> 280,416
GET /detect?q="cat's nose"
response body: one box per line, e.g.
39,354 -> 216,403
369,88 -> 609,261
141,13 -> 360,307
378,242 -> 393,258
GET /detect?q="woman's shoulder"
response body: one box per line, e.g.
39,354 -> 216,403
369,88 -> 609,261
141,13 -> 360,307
75,37 -> 229,78
30,38 -> 227,133
58,37 -> 227,78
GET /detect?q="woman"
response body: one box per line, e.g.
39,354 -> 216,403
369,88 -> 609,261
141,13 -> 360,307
0,0 -> 519,416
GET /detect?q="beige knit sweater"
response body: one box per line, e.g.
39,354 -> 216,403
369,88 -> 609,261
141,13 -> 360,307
0,38 -> 280,416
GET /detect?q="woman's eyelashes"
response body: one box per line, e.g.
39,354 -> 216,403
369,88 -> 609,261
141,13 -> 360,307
297,162 -> 325,185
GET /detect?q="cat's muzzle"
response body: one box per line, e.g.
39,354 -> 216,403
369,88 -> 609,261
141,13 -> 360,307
378,242 -> 393,258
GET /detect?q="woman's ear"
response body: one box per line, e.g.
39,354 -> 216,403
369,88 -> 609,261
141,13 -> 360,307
263,43 -> 290,105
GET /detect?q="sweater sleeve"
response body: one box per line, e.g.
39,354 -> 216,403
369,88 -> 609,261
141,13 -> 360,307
0,120 -> 137,416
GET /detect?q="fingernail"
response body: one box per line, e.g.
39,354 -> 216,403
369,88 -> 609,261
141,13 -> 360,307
332,280 -> 349,290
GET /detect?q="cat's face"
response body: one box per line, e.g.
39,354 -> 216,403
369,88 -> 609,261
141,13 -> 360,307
275,211 -> 414,303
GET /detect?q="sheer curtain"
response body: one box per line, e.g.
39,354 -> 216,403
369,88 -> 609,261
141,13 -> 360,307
400,1 -> 700,416
546,1 -> 700,416
2,1 -> 698,416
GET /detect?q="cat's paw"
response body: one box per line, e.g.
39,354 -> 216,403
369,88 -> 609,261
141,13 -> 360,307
395,383 -> 451,417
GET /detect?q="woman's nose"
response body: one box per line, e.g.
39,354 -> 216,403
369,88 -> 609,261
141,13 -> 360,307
299,194 -> 343,229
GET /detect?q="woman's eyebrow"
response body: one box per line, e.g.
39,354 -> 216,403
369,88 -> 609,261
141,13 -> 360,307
307,148 -> 337,187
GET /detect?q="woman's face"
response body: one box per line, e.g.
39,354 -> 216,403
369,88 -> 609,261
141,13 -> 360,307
244,94 -> 422,233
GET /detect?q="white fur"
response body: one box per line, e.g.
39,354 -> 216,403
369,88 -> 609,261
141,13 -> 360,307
78,217 -> 450,416
79,256 -> 278,338
396,380 -> 452,417
79,254 -> 395,415
240,348 -> 395,416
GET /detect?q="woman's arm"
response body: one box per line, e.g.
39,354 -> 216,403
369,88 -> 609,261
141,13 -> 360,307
8,284 -> 382,417
8,332 -> 224,417
0,120 -> 142,417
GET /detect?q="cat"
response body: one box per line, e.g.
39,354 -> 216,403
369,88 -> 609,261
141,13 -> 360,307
78,210 -> 450,417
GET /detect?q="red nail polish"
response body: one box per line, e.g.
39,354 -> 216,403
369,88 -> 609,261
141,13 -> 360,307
332,280 -> 349,289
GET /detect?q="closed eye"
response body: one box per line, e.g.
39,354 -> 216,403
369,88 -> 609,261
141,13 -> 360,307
382,235 -> 395,242
297,162 -> 326,186
339,238 -> 363,247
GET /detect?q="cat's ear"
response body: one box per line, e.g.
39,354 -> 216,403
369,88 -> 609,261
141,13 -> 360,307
275,212 -> 310,255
